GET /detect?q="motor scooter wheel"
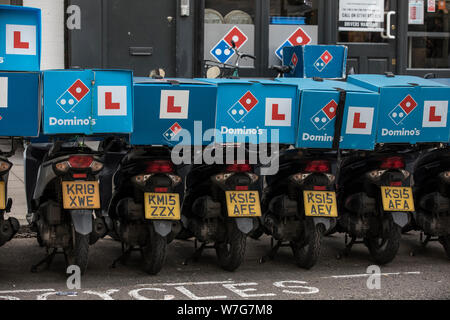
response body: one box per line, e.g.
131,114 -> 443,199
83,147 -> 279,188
438,235 -> 450,259
215,222 -> 247,272
65,232 -> 90,275
142,226 -> 167,275
365,223 -> 401,265
291,219 -> 322,270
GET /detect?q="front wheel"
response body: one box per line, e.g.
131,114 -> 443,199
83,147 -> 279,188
291,220 -> 323,270
65,232 -> 90,275
439,235 -> 450,259
142,226 -> 167,275
216,222 -> 247,272
365,223 -> 401,265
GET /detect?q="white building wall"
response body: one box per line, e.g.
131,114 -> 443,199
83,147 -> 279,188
23,0 -> 65,69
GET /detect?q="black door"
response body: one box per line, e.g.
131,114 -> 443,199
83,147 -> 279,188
333,0 -> 398,74
105,0 -> 176,77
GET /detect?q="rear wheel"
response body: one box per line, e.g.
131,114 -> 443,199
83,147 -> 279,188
66,232 -> 90,275
366,224 -> 401,265
291,220 -> 323,270
142,226 -> 167,275
216,222 -> 247,272
439,235 -> 450,259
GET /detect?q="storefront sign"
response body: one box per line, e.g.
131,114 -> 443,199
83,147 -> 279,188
427,0 -> 436,12
409,0 -> 424,25
338,0 -> 385,32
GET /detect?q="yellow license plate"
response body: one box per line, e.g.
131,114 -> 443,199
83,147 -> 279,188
303,191 -> 338,218
225,191 -> 261,218
144,193 -> 181,220
381,187 -> 415,212
62,181 -> 100,210
0,181 -> 5,210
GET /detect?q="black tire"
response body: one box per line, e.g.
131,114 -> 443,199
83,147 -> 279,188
142,226 -> 167,275
215,222 -> 247,272
439,235 -> 450,259
248,226 -> 264,240
65,232 -> 90,275
366,224 -> 401,265
291,221 -> 322,270
175,228 -> 194,240
36,230 -> 45,247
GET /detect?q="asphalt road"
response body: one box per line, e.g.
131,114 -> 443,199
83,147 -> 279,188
0,231 -> 448,300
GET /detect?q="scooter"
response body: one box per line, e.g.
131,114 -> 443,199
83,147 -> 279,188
108,146 -> 182,275
181,145 -> 261,272
0,139 -> 20,248
411,146 -> 450,258
28,139 -> 108,274
259,148 -> 337,269
336,146 -> 413,264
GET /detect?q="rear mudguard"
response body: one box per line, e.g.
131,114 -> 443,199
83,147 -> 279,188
70,210 -> 93,235
235,218 -> 254,234
153,220 -> 172,237
391,211 -> 410,228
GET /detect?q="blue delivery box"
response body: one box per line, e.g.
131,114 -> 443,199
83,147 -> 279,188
200,79 -> 299,144
282,45 -> 348,79
348,75 -> 450,144
0,5 -> 41,71
42,69 -> 133,135
277,78 -> 380,150
130,78 -> 217,146
0,72 -> 40,137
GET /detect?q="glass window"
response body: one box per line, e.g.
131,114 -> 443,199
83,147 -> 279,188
268,0 -> 319,66
408,0 -> 450,69
338,0 -> 391,44
204,0 -> 255,69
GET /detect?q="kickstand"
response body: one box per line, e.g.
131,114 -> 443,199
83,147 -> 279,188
183,241 -> 207,266
336,234 -> 357,259
410,233 -> 432,257
31,248 -> 58,273
111,243 -> 134,268
259,239 -> 283,264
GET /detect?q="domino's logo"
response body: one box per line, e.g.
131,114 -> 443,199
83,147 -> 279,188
227,91 -> 259,123
290,53 -> 298,70
314,50 -> 333,72
163,122 -> 182,141
211,26 -> 248,64
56,79 -> 90,113
311,100 -> 338,130
275,27 -> 312,61
389,95 -> 418,125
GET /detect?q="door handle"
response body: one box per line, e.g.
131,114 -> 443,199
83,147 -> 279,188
386,11 -> 396,39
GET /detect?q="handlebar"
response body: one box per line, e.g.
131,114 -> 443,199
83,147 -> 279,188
270,65 -> 292,74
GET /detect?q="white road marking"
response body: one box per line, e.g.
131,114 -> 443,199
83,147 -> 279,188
0,289 -> 54,294
138,281 -> 234,287
322,271 -> 421,279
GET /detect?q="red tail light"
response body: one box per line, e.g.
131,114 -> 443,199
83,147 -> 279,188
313,186 -> 327,191
380,157 -> 405,170
390,181 -> 402,187
226,163 -> 252,173
145,160 -> 174,174
155,187 -> 168,193
73,173 -> 87,179
235,186 -> 249,191
305,160 -> 330,173
68,156 -> 93,169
